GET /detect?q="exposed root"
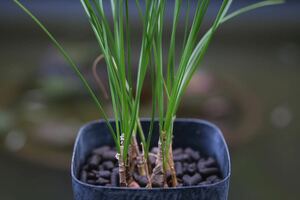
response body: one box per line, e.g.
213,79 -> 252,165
150,135 -> 165,187
130,137 -> 145,176
150,131 -> 178,188
148,153 -> 158,159
168,142 -> 178,187
132,136 -> 152,187
116,131 -> 176,188
140,143 -> 152,188
127,135 -> 152,187
116,134 -> 128,187
128,137 -> 139,180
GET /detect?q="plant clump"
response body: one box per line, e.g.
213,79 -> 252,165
15,0 -> 284,188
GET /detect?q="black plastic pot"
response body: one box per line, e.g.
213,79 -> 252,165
71,119 -> 231,200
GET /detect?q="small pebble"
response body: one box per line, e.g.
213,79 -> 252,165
151,147 -> 159,154
87,172 -> 97,180
96,177 -> 109,185
174,153 -> 189,162
98,170 -> 111,179
149,154 -> 156,166
191,151 -> 200,161
199,167 -> 219,176
183,173 -> 202,186
98,165 -> 104,171
88,155 -> 101,168
175,162 -> 183,177
183,162 -> 189,173
135,175 -> 148,187
198,181 -> 211,185
183,148 -> 199,161
214,178 -> 221,183
187,163 -> 197,175
182,175 -> 191,186
206,175 -> 220,183
204,157 -> 217,167
190,173 -> 202,185
102,161 -> 114,170
87,180 -> 96,185
111,168 -> 119,186
173,148 -> 183,156
102,151 -> 117,161
80,170 -> 87,182
184,147 -> 194,155
197,159 -> 207,171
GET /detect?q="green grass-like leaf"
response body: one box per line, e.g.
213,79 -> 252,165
14,0 -> 284,170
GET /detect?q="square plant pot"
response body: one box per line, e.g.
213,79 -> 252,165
71,119 -> 231,200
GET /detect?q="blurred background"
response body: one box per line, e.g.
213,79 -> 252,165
0,0 -> 299,199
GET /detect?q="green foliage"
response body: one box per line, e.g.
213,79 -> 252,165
14,0 -> 284,166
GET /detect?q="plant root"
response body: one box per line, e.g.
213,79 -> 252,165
150,138 -> 165,187
131,136 -> 152,187
116,134 -> 128,187
168,142 -> 178,187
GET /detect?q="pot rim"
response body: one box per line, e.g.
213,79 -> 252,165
71,118 -> 231,191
